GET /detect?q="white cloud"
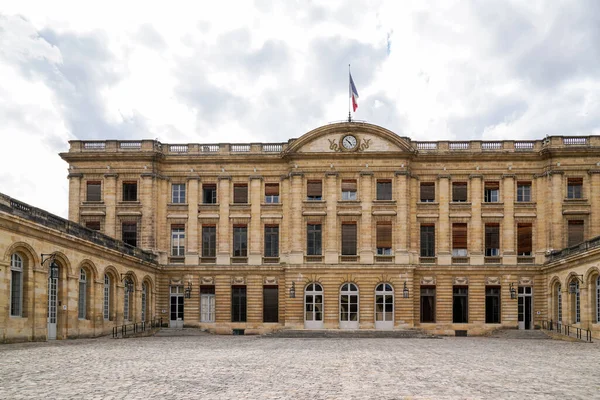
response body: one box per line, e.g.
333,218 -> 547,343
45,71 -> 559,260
1,0 -> 599,216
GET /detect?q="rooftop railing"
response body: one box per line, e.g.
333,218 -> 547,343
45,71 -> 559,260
0,193 -> 157,264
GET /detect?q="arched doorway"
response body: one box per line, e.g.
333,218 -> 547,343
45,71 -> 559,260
339,283 -> 359,329
375,283 -> 394,330
304,283 -> 323,329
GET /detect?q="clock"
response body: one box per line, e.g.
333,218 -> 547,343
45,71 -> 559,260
341,134 -> 358,150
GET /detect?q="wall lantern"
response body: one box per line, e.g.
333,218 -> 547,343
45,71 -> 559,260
509,283 -> 517,299
184,281 -> 193,299
568,275 -> 583,294
289,281 -> 296,298
403,281 -> 410,298
41,253 -> 59,279
120,273 -> 134,293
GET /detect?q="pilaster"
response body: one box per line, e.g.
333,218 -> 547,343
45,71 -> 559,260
395,171 -> 409,264
589,170 -> 600,238
68,173 -> 83,223
550,171 -> 564,250
359,171 -> 373,264
249,176 -> 262,265
217,176 -> 231,265
140,174 -> 156,250
325,172 -> 338,264
502,174 -> 516,264
186,177 -> 199,265
288,173 -> 304,264
437,175 -> 451,264
470,174 -> 483,265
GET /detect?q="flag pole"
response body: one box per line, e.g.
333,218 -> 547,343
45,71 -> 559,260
348,64 -> 352,122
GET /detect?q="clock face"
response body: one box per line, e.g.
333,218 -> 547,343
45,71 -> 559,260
342,135 -> 358,150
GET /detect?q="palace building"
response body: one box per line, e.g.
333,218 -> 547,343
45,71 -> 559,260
2,121 -> 600,341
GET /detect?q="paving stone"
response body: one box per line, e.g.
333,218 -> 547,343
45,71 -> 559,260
0,335 -> 597,399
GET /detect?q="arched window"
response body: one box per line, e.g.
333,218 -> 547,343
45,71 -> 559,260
141,283 -> 147,322
570,279 -> 580,324
557,284 -> 562,323
104,274 -> 110,320
596,276 -> 600,323
340,283 -> 359,329
304,283 -> 323,329
10,254 -> 23,317
124,278 -> 133,321
375,283 -> 394,330
78,269 -> 87,319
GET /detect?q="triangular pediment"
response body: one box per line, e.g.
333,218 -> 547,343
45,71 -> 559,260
283,122 -> 414,156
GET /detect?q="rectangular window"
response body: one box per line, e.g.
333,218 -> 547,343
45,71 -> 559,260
85,221 -> 101,231
307,223 -> 322,255
376,180 -> 392,200
567,178 -> 583,199
10,269 -> 22,317
233,184 -> 248,204
341,180 -> 357,201
263,286 -> 279,323
171,225 -> 185,256
122,222 -> 137,247
452,182 -> 467,202
231,286 -> 247,322
453,287 -> 468,323
203,184 -> 217,204
517,182 -> 531,202
307,180 -> 322,201
233,225 -> 248,257
517,223 -> 532,256
420,182 -> 435,202
484,182 -> 499,203
452,223 -> 468,257
568,220 -> 584,247
78,279 -> 86,320
485,286 -> 501,323
202,226 -> 216,257
485,224 -> 500,256
420,287 -> 435,323
172,183 -> 186,204
341,223 -> 357,255
86,181 -> 101,202
265,183 -> 280,204
122,182 -> 137,202
376,222 -> 392,255
420,224 -> 435,257
264,225 -> 279,257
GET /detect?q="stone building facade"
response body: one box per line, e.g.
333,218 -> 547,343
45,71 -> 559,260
2,121 -> 600,341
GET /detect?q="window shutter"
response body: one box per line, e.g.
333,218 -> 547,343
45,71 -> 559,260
485,181 -> 499,189
87,181 -> 101,201
307,181 -> 322,197
568,220 -> 584,247
233,184 -> 248,203
377,180 -> 392,200
453,183 -> 467,201
420,183 -> 435,201
452,223 -> 467,249
377,223 -> 392,248
568,178 -> 583,185
341,180 -> 357,191
517,223 -> 532,254
265,183 -> 279,196
485,224 -> 499,248
341,223 -> 357,255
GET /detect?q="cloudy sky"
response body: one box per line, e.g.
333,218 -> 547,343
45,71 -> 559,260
1,0 -> 599,217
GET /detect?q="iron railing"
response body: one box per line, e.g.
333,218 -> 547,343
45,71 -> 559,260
542,320 -> 593,342
112,318 -> 162,338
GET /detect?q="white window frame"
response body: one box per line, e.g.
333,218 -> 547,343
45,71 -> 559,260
375,283 -> 394,329
172,183 -> 186,204
78,268 -> 87,319
10,254 -> 23,317
597,277 -> 600,323
104,274 -> 110,320
557,284 -> 562,323
171,227 -> 186,257
141,283 -> 147,322
339,283 -> 359,329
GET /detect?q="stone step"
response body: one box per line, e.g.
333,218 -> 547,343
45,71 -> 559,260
264,329 -> 439,339
154,328 -> 211,337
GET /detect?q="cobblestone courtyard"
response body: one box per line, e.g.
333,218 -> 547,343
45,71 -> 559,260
0,334 -> 598,399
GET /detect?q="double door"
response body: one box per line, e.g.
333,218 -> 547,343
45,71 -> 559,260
170,286 -> 184,329
518,286 -> 533,330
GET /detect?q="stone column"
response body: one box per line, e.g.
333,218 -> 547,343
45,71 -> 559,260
359,171 -> 373,264
589,170 -> 600,238
280,177 -> 290,263
535,174 -> 548,263
550,171 -> 564,250
140,174 -> 156,250
67,173 -> 83,223
103,173 -> 118,238
288,173 -> 304,264
249,176 -> 263,265
324,172 -> 338,264
469,174 -> 483,265
217,176 -> 231,265
437,175 -> 451,264
186,177 -> 199,265
395,171 -> 409,264
502,174 -> 516,264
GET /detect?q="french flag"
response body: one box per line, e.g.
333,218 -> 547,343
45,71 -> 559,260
350,72 -> 359,112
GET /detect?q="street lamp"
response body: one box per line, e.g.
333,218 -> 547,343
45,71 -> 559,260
41,253 -> 59,278
568,275 -> 584,294
289,281 -> 296,298
120,273 -> 134,293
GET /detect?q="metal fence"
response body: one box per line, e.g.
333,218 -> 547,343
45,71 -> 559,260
542,320 -> 593,342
